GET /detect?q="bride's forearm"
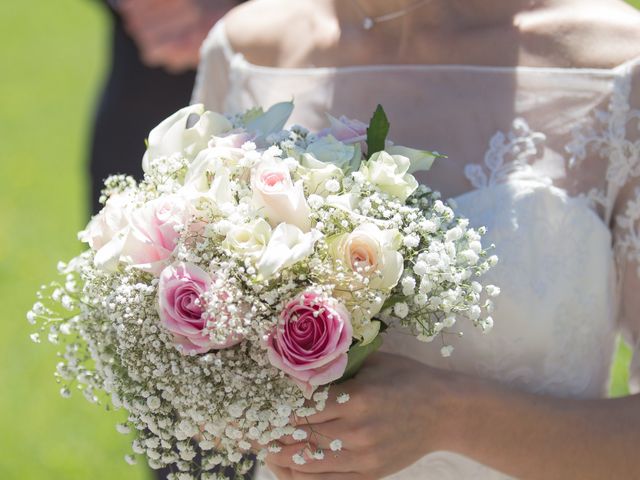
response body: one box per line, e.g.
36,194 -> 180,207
437,373 -> 640,479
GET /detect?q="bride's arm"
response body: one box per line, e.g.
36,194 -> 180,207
264,352 -> 640,480
440,367 -> 640,479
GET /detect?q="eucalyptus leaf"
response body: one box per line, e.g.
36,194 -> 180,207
366,105 -> 390,158
245,101 -> 294,137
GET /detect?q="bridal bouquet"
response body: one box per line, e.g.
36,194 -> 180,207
29,102 -> 498,478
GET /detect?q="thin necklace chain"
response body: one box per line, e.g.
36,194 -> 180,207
350,0 -> 436,30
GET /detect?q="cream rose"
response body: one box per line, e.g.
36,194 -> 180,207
222,218 -> 272,259
359,151 -> 419,201
329,223 -> 404,291
251,160 -> 311,231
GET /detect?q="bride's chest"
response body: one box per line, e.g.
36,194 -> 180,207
381,176 -> 618,399
228,70 -> 636,397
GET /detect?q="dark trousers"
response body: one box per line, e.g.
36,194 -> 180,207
89,4 -> 196,214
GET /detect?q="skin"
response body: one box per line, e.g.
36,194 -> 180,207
222,0 -> 640,478
225,0 -> 640,70
117,0 -> 238,72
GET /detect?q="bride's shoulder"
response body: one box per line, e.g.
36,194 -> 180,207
222,0 -> 334,67
520,0 -> 640,69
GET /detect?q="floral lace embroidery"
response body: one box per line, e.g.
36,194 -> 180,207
617,188 -> 640,277
565,69 -> 640,277
464,118 -> 546,189
566,72 -> 640,215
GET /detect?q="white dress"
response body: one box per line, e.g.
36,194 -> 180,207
194,20 -> 640,479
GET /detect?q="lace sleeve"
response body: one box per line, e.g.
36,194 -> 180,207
611,63 -> 640,392
191,20 -> 232,111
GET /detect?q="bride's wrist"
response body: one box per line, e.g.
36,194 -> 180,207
419,368 -> 487,455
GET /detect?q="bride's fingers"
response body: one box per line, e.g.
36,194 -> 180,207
282,419 -> 352,449
265,465 -> 366,480
294,393 -> 354,426
266,443 -> 356,473
265,463 -> 293,480
297,474 -> 365,480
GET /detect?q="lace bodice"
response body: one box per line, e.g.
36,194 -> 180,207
194,20 -> 640,479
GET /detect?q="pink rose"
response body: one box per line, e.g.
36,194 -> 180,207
158,262 -> 242,354
251,160 -> 311,231
80,194 -> 129,250
121,195 -> 191,274
267,291 -> 353,398
320,115 -> 368,146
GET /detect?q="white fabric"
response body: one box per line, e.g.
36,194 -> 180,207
194,20 -> 640,480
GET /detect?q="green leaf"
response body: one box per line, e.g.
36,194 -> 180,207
338,334 -> 384,383
366,104 -> 390,158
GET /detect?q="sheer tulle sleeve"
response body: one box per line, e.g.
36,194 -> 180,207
191,21 -> 232,111
612,63 -> 640,392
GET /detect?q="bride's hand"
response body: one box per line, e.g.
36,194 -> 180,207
117,0 -> 237,72
265,352 -> 458,479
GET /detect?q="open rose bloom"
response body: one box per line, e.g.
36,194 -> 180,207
31,103 -> 497,477
267,291 -> 353,398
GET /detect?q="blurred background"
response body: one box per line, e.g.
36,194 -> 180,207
0,1 -> 639,479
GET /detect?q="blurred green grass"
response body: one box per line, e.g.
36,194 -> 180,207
0,1 -> 148,479
0,1 -> 638,479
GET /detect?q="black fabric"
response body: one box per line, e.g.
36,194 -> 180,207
88,3 -> 256,478
88,4 -> 196,214
154,454 -> 257,480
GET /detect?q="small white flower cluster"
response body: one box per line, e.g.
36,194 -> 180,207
29,103 -> 497,478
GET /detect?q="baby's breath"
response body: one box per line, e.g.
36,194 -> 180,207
29,105 -> 497,478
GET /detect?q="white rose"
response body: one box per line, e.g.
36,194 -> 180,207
142,104 -> 232,172
385,145 -> 438,174
182,152 -> 236,209
329,223 -> 404,290
256,224 -> 321,279
325,192 -> 360,213
359,151 -> 418,201
305,135 -> 359,171
79,194 -> 132,272
79,193 -> 130,251
299,153 -> 344,196
184,144 -> 247,191
223,218 -> 272,259
252,160 -> 311,231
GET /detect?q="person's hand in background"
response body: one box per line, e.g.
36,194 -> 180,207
117,0 -> 238,72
